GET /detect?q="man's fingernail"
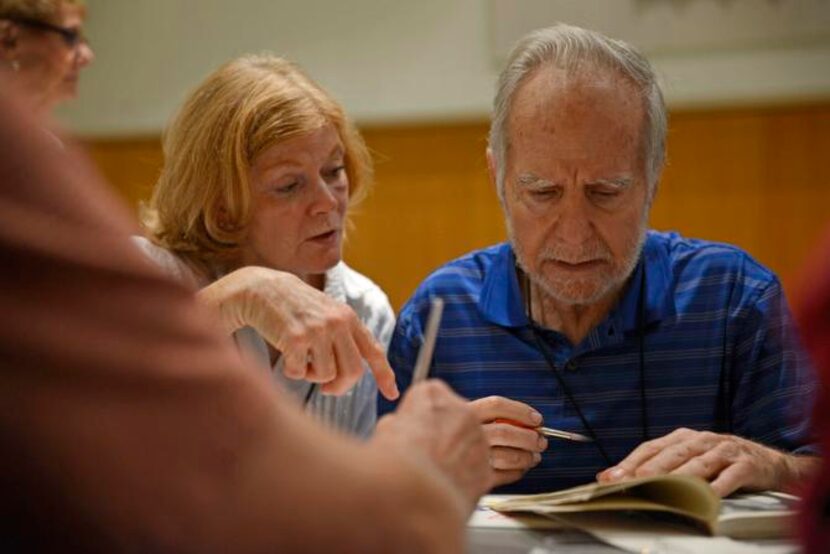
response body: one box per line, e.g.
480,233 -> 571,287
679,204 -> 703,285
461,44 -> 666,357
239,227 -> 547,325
529,410 -> 543,425
537,436 -> 548,451
607,467 -> 627,481
532,452 -> 542,464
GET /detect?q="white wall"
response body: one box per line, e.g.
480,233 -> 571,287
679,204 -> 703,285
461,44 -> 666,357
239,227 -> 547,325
59,0 -> 830,136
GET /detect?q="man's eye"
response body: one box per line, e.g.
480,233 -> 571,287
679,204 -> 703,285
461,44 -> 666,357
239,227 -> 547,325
530,188 -> 558,199
589,188 -> 621,202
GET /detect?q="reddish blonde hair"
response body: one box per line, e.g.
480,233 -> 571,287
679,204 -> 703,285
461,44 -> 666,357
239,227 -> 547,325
141,54 -> 373,272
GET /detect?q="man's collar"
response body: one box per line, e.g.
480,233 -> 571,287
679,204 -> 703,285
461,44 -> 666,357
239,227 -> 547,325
615,233 -> 676,332
479,243 -> 529,328
478,233 -> 675,332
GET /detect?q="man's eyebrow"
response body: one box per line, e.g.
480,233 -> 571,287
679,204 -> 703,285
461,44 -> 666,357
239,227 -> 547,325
517,173 -> 549,186
588,177 -> 633,188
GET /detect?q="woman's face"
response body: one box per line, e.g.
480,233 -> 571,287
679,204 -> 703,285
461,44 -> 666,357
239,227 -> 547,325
2,3 -> 94,112
238,124 -> 349,286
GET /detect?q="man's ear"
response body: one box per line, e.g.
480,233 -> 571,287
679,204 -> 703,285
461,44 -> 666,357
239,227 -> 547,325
486,148 -> 498,192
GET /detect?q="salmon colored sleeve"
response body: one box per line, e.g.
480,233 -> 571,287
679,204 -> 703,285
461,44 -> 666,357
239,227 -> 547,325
0,89 -> 464,553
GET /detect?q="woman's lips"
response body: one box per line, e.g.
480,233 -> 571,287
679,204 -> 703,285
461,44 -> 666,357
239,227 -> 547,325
307,229 -> 339,246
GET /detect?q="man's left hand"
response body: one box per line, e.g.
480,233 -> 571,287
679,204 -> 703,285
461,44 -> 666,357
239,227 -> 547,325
596,427 -> 818,497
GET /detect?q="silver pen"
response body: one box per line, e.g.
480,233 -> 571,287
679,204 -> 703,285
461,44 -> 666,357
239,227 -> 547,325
411,297 -> 444,383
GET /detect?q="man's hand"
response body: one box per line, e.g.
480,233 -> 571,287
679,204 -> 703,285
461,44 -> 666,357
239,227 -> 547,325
596,427 -> 820,496
469,396 -> 548,487
197,266 -> 399,400
374,380 -> 492,514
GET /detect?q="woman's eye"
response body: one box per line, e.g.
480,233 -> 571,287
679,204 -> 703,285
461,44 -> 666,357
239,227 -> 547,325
326,165 -> 346,179
274,181 -> 300,194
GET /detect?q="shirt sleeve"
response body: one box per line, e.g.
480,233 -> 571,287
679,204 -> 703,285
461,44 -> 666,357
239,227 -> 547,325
730,278 -> 819,455
0,90 -> 467,553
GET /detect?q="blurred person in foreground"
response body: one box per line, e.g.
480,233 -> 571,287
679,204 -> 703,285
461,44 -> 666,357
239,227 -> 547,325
0,86 -> 491,552
137,54 -> 397,438
796,229 -> 830,553
0,0 -> 93,116
381,23 -> 819,495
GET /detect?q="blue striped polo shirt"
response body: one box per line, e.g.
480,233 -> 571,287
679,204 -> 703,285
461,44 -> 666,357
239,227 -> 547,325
379,231 -> 817,494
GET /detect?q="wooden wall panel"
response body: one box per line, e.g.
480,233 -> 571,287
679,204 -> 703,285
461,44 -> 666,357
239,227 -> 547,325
84,103 -> 830,311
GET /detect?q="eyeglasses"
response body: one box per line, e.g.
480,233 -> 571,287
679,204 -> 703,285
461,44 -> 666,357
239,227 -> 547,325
4,16 -> 87,48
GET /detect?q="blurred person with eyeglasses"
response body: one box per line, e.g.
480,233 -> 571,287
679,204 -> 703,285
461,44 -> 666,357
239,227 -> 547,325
0,0 -> 93,116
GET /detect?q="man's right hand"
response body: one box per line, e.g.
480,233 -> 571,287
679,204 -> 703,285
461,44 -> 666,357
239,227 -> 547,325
197,266 -> 399,400
374,380 -> 492,514
469,396 -> 548,487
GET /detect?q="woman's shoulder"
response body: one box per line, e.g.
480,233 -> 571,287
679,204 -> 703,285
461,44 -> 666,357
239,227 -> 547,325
334,262 -> 396,348
334,263 -> 389,303
131,236 -> 206,289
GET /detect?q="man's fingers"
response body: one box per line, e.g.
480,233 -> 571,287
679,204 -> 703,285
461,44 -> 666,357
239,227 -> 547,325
598,428 -> 697,482
709,462 -> 751,497
489,446 -> 542,471
483,421 -> 547,452
492,469 -> 528,488
353,322 -> 399,400
633,438 -> 714,478
671,449 -> 731,481
470,395 -> 543,427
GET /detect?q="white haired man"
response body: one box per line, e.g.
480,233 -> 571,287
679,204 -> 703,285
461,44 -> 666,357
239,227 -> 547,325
380,23 -> 819,496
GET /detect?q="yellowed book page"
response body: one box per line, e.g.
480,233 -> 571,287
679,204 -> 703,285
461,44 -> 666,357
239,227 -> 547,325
491,475 -> 719,527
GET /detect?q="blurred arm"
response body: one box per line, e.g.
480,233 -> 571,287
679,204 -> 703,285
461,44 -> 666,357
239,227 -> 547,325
0,90 -> 464,553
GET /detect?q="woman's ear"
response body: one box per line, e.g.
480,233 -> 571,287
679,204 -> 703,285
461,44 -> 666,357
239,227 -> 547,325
0,21 -> 19,58
215,204 -> 234,232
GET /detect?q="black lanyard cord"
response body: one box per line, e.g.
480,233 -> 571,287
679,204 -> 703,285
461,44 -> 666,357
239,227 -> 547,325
528,324 -> 614,467
637,267 -> 650,442
303,383 -> 317,406
522,265 -> 649,468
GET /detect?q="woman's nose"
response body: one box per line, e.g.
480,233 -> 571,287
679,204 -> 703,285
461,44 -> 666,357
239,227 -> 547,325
76,41 -> 94,67
309,177 -> 339,214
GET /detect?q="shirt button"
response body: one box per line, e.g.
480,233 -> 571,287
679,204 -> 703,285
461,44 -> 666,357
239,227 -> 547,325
565,360 -> 578,372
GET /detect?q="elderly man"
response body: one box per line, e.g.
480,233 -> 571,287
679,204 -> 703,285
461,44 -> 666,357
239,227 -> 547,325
380,24 -> 819,495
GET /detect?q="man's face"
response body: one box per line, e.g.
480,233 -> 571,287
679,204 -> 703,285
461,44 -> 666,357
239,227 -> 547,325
499,66 -> 650,306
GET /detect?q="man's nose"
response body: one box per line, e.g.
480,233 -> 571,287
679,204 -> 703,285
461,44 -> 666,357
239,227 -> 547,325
553,193 -> 595,246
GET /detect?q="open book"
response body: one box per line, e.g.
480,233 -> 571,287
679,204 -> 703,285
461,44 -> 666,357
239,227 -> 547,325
485,474 -> 798,540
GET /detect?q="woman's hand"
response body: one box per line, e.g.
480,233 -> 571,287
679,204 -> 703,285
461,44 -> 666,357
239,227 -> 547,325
197,266 -> 399,400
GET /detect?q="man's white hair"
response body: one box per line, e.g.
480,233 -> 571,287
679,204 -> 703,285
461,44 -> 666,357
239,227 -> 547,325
489,23 -> 667,201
